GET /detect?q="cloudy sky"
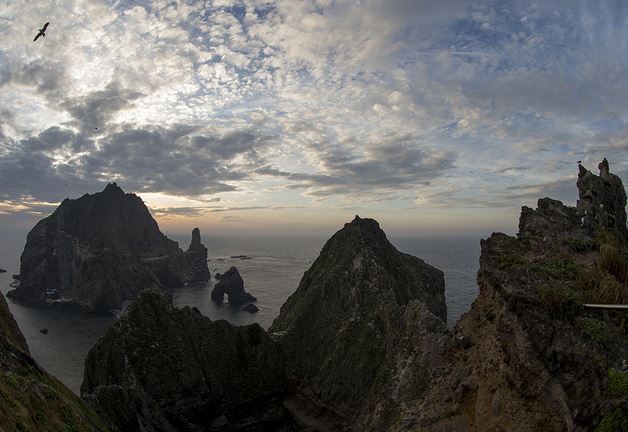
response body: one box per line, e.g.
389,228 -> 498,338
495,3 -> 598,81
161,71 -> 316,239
1,0 -> 627,236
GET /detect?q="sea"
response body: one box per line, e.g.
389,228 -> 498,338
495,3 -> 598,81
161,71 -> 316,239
0,229 -> 481,394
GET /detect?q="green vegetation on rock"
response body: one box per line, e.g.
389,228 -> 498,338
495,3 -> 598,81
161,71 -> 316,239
578,318 -> 610,344
595,407 -> 628,432
607,369 -> 628,398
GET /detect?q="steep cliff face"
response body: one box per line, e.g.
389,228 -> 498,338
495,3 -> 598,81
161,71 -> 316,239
81,291 -> 287,432
0,290 -> 28,352
0,291 -> 110,432
269,216 -> 448,430
392,160 -> 628,432
8,183 -> 209,310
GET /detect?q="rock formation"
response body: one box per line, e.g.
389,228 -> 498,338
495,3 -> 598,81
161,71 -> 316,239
390,160 -> 628,431
0,291 -> 110,431
0,268 -> 6,273
269,216 -> 448,430
81,290 -> 287,432
77,160 -> 628,432
8,183 -> 209,311
184,227 -> 210,283
577,159 -> 627,239
211,266 -> 257,304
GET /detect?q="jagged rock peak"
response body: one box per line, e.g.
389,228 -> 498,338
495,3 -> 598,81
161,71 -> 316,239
269,216 -> 447,429
577,158 -> 627,238
189,227 -> 202,248
102,182 -> 125,195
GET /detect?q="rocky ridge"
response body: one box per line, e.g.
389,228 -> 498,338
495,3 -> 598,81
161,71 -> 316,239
8,183 -> 210,310
269,216 -> 448,430
81,290 -> 287,432
390,160 -> 628,431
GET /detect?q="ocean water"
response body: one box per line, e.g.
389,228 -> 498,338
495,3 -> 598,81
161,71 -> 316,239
0,230 -> 480,394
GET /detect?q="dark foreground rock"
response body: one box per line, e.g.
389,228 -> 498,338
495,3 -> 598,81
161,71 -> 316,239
0,268 -> 5,273
212,266 -> 257,304
81,216 -> 448,432
0,291 -> 110,431
391,159 -> 628,432
270,216 -> 448,430
81,291 -> 287,432
8,183 -> 209,311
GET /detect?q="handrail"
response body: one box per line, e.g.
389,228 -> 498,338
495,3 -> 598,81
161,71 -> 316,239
583,304 -> 628,310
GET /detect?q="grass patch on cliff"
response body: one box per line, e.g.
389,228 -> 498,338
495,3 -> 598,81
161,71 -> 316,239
497,255 -> 528,270
578,267 -> 628,304
538,283 -> 582,320
578,318 -> 610,344
531,258 -> 580,280
596,407 -> 628,432
607,369 -> 628,398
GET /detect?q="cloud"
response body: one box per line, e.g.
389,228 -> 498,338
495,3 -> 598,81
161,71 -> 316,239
1,0 -> 627,220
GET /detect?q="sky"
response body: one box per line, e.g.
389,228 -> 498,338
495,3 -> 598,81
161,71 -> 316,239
1,0 -> 627,237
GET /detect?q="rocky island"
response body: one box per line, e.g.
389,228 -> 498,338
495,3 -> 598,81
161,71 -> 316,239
7,183 -> 210,311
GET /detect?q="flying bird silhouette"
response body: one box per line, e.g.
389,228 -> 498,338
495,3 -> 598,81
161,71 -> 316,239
33,22 -> 49,42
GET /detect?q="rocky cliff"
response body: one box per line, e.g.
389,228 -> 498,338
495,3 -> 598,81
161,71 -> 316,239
81,290 -> 287,432
0,291 -> 110,432
391,160 -> 628,431
269,216 -> 448,430
81,216 -> 448,432
8,183 -> 209,310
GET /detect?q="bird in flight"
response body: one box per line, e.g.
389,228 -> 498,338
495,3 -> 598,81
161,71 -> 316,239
33,22 -> 49,42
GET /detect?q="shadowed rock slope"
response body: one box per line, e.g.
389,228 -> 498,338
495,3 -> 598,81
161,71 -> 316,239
0,291 -> 110,432
81,291 -> 287,432
391,160 -> 628,432
8,183 -> 209,310
81,216 -> 448,432
270,216 -> 448,430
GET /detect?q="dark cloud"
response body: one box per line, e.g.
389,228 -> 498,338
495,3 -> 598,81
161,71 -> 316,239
257,134 -> 456,197
63,82 -> 144,133
0,122 -> 275,204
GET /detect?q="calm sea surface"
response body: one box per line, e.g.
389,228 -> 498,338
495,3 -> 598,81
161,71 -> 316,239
0,229 -> 480,394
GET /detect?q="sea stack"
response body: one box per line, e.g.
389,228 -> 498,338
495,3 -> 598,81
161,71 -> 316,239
8,183 -> 207,311
211,266 -> 257,304
184,228 -> 210,283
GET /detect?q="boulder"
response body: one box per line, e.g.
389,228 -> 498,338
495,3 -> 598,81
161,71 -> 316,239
212,267 -> 257,305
